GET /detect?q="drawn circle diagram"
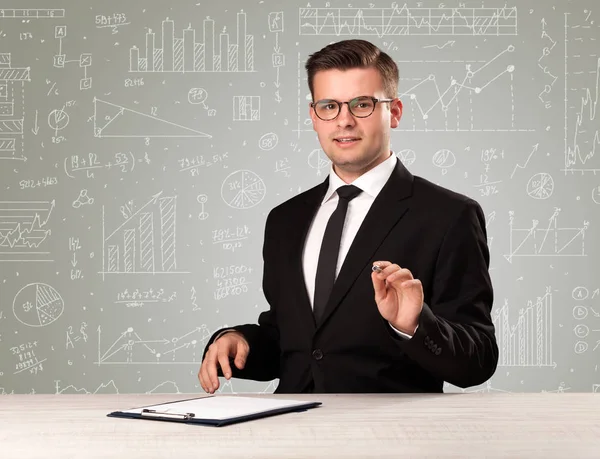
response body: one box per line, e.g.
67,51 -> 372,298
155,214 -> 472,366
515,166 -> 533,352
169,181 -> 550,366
527,173 -> 554,199
432,149 -> 456,168
259,132 -> 279,151
308,149 -> 330,170
574,324 -> 589,339
48,109 -> 69,131
13,283 -> 64,327
221,170 -> 266,209
572,286 -> 589,300
592,186 -> 600,204
573,305 -> 588,320
396,149 -> 416,166
188,88 -> 208,104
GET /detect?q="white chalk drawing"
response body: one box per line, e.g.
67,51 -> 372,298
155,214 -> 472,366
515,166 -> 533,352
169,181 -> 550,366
72,189 -> 94,208
504,208 -> 589,263
432,148 -> 456,170
526,173 -> 554,200
493,286 -> 554,368
233,95 -> 261,121
197,194 -> 209,220
299,6 -> 518,36
0,8 -> 64,19
307,148 -> 331,175
95,325 -> 211,364
101,191 -> 188,278
563,11 -> 600,173
395,149 -> 416,166
259,132 -> 279,151
53,26 -> 92,90
129,12 -> 254,73
13,282 -> 64,327
221,170 -> 266,209
55,379 -> 119,394
0,53 -> 30,162
592,186 -> 600,204
0,199 -> 54,262
47,108 -> 69,134
93,97 -> 211,138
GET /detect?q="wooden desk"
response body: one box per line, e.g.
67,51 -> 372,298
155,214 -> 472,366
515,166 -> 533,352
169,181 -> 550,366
1,393 -> 599,458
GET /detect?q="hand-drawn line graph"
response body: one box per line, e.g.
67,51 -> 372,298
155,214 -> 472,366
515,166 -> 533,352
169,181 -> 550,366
95,325 -> 211,364
101,191 -> 189,279
493,286 -> 554,368
13,282 -> 64,327
563,11 -> 600,173
221,170 -> 266,209
0,53 -> 30,162
396,46 -> 533,132
93,98 -> 211,138
299,6 -> 518,36
129,11 -> 254,72
0,8 -> 64,19
504,208 -> 589,263
0,199 -> 54,262
55,379 -> 119,394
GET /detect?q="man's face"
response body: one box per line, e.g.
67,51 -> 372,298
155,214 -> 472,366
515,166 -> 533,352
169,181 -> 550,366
309,67 -> 402,181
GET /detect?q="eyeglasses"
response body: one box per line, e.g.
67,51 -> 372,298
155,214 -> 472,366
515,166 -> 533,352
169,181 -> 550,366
310,96 -> 394,121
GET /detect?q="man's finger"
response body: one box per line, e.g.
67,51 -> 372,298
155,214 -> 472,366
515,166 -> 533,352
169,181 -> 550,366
218,351 -> 233,380
235,341 -> 248,369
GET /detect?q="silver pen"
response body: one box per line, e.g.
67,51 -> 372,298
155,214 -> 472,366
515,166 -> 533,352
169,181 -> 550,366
372,264 -> 383,273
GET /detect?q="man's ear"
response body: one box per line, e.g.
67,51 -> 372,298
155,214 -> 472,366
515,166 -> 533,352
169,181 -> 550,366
308,102 -> 317,131
390,98 -> 403,129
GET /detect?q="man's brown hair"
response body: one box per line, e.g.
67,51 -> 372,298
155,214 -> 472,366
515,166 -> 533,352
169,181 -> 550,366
305,39 -> 399,101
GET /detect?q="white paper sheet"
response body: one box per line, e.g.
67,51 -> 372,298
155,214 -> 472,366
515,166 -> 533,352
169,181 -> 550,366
121,395 -> 315,421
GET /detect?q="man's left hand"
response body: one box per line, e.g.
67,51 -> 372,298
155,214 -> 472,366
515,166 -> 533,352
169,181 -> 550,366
371,261 -> 423,334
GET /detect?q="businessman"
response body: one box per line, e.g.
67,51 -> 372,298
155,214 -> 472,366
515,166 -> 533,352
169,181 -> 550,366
199,39 -> 498,393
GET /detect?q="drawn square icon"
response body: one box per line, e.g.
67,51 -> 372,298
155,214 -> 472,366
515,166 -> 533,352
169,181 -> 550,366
53,55 -> 65,68
80,54 -> 92,67
80,77 -> 92,90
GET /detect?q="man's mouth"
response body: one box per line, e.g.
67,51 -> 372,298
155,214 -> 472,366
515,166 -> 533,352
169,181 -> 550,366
334,137 -> 361,144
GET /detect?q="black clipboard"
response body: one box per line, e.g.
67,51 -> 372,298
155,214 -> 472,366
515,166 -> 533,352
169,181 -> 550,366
107,395 -> 322,427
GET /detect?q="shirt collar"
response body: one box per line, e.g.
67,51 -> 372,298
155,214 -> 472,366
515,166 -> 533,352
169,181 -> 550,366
322,151 -> 397,204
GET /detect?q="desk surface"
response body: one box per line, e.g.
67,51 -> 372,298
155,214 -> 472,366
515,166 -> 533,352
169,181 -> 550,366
1,393 -> 599,458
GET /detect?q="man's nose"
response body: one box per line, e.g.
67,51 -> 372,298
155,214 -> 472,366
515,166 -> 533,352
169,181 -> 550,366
336,103 -> 356,127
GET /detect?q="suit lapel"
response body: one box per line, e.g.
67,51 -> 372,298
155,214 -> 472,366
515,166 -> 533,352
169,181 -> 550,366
316,160 -> 414,329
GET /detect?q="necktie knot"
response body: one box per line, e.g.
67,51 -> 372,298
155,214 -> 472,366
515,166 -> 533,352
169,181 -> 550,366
336,185 -> 362,202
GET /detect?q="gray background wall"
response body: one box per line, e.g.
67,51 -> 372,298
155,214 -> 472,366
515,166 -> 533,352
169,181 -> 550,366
0,0 -> 598,395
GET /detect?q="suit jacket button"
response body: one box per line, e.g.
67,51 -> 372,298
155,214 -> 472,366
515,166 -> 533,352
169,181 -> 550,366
312,349 -> 323,360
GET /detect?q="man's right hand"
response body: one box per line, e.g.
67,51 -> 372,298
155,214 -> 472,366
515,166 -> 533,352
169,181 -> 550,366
198,331 -> 249,394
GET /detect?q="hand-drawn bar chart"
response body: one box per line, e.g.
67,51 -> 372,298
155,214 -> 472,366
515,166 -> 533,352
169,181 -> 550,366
101,192 -> 188,279
493,287 -> 554,367
129,11 -> 254,73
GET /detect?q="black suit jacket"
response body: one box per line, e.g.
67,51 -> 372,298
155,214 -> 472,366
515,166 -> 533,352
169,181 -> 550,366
203,160 -> 498,393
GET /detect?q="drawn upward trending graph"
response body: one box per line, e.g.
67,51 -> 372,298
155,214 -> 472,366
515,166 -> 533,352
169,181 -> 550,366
129,11 -> 254,73
564,10 -> 600,173
299,6 -> 518,36
100,191 -> 188,279
397,46 -> 532,132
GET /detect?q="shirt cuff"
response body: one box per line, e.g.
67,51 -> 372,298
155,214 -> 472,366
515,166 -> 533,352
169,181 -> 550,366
389,322 -> 418,339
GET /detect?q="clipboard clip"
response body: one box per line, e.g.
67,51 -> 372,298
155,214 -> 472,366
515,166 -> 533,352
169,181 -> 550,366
141,409 -> 196,420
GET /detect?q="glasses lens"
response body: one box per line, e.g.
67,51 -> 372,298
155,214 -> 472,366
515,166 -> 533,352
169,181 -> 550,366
314,100 -> 339,120
349,97 -> 375,117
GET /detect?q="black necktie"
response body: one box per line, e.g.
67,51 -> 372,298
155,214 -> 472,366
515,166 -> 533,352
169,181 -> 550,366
313,185 -> 363,324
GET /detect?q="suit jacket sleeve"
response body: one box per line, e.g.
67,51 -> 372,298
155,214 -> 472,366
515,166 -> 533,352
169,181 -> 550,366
201,209 -> 281,382
391,198 -> 499,388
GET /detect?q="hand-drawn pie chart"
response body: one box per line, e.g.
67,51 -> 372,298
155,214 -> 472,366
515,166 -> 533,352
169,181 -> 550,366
13,283 -> 64,327
221,170 -> 266,209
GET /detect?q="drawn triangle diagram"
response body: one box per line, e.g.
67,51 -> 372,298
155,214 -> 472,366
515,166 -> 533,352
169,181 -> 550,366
93,97 -> 211,138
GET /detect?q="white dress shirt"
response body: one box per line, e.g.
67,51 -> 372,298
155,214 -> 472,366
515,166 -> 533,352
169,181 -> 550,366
303,151 -> 416,339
